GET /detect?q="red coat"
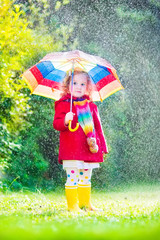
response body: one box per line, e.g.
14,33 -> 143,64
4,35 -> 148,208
53,94 -> 108,164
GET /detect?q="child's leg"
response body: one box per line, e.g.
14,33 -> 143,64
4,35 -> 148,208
78,169 -> 92,185
65,167 -> 79,186
78,169 -> 98,211
65,167 -> 81,211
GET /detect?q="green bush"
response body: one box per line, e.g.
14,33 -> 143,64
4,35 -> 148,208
0,0 -> 75,191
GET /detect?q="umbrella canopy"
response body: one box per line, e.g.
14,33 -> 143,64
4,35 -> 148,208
22,50 -> 124,101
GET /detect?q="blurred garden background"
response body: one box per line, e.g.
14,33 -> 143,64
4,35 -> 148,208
0,0 -> 160,192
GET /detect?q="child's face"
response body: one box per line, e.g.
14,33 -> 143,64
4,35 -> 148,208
69,73 -> 88,98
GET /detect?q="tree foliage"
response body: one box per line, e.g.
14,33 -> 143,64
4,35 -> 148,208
0,0 -> 75,190
0,0 -> 33,172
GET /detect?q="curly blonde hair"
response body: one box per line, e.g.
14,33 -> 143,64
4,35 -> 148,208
61,70 -> 93,99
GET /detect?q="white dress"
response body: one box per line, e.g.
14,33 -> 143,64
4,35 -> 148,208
63,160 -> 100,170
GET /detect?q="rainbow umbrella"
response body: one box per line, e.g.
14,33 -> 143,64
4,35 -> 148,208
22,50 -> 124,102
22,50 -> 124,131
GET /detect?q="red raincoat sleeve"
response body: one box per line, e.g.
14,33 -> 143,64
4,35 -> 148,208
93,104 -> 109,154
53,100 -> 69,132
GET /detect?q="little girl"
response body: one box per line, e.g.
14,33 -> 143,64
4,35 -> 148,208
53,70 -> 108,211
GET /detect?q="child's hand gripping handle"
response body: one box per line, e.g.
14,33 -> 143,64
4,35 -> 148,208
68,120 -> 79,132
65,112 -> 79,132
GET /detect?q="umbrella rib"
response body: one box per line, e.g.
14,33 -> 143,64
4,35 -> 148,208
53,61 -> 72,71
42,57 -> 115,72
44,58 -> 99,68
74,59 -> 89,71
75,58 -> 115,71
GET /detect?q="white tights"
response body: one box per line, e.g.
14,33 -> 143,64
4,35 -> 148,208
65,167 -> 92,186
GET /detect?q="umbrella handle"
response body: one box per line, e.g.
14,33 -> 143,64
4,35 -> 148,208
68,120 -> 79,132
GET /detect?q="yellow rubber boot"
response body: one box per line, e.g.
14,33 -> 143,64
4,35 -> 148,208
78,184 -> 99,211
65,186 -> 82,212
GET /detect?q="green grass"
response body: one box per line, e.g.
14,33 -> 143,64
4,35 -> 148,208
0,184 -> 160,240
